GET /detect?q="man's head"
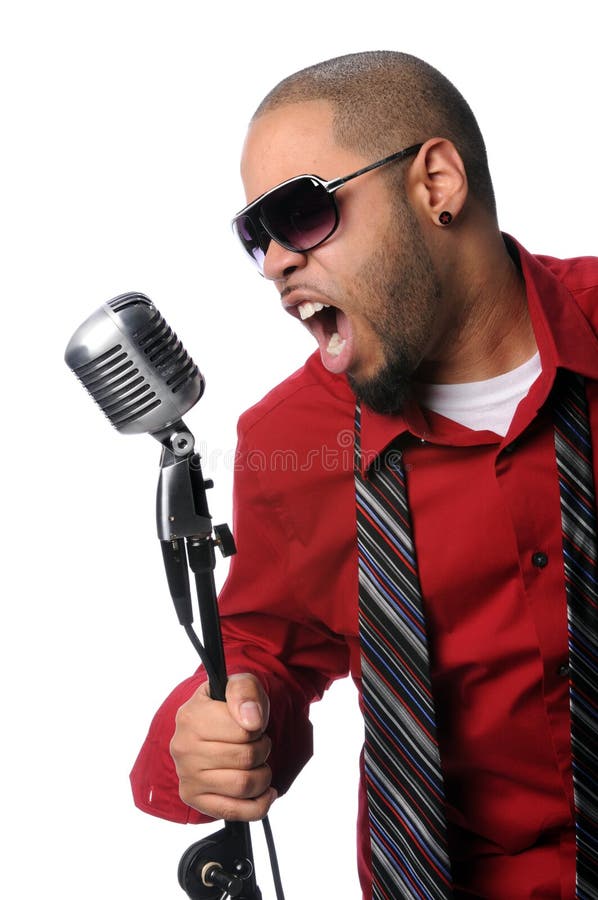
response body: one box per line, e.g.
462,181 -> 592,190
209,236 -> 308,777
252,51 -> 495,216
237,51 -> 500,414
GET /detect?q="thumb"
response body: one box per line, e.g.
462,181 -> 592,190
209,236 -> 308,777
226,673 -> 270,733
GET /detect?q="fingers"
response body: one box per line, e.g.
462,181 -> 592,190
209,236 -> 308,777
185,786 -> 278,823
174,674 -> 269,742
180,761 -> 272,799
170,672 -> 276,822
178,762 -> 277,821
172,733 -> 272,774
173,691 -> 259,745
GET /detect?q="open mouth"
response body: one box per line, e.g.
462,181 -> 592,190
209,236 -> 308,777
286,298 -> 354,375
296,300 -> 347,358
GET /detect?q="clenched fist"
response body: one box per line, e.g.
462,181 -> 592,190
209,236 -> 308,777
170,673 -> 277,821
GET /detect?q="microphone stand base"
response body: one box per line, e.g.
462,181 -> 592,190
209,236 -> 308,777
178,824 -> 262,900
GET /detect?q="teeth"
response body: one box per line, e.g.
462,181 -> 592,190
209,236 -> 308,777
327,332 -> 346,357
298,302 -> 315,320
298,301 -> 327,320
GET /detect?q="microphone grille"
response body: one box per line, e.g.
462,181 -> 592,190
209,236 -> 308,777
72,341 -> 162,431
107,293 -> 201,395
65,293 -> 205,435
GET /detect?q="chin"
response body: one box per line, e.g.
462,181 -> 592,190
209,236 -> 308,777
347,369 -> 411,416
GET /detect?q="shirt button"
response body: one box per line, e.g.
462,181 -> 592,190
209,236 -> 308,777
557,663 -> 570,677
532,551 -> 549,568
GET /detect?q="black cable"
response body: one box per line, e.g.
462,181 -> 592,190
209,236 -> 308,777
262,815 -> 286,900
183,623 -> 225,699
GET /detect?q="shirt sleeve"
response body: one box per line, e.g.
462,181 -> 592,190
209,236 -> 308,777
130,416 -> 351,824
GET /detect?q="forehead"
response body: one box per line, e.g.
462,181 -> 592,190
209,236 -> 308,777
240,99 -> 367,202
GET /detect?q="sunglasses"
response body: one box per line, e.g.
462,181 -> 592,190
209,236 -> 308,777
231,143 -> 423,273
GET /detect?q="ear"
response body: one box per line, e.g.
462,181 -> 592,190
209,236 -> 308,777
407,138 -> 468,226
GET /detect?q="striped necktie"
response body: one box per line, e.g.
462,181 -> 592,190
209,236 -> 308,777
355,371 -> 597,899
355,404 -> 452,900
552,371 -> 598,900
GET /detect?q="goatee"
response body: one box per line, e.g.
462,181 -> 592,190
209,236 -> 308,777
347,362 -> 413,415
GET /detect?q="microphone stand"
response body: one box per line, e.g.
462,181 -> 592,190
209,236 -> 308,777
155,420 -> 266,900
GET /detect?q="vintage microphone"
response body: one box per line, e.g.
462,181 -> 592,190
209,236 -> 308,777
64,291 -> 205,436
65,292 -> 284,900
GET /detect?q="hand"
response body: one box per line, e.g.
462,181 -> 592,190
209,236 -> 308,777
170,673 -> 277,821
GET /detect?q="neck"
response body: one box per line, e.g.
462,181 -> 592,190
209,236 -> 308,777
417,227 -> 537,384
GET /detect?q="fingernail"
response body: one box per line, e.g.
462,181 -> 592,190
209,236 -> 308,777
240,701 -> 261,729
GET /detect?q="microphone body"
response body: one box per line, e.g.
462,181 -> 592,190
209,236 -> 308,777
64,292 -> 204,437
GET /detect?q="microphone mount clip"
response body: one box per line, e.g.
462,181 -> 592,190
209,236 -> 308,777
156,421 -> 213,542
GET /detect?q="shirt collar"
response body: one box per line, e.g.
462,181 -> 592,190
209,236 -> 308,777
508,235 -> 598,379
359,235 -> 598,473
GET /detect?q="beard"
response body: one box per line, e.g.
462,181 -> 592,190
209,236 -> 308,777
347,209 -> 442,415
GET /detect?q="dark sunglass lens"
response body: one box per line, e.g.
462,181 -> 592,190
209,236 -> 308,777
233,214 -> 270,270
262,178 -> 337,251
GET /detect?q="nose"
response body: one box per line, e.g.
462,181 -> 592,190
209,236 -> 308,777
262,239 -> 307,281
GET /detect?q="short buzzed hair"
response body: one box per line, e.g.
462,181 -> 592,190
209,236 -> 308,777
253,51 -> 496,216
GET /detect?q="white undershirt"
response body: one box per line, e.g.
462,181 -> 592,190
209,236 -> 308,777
415,352 -> 542,437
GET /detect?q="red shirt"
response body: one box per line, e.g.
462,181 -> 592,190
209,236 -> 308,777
131,239 -> 598,899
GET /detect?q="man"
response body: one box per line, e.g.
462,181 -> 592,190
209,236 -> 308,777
130,51 -> 598,899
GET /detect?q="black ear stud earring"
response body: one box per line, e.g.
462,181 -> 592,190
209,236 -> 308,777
439,211 -> 453,226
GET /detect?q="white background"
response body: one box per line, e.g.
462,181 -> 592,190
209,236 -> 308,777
1,1 -> 596,897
